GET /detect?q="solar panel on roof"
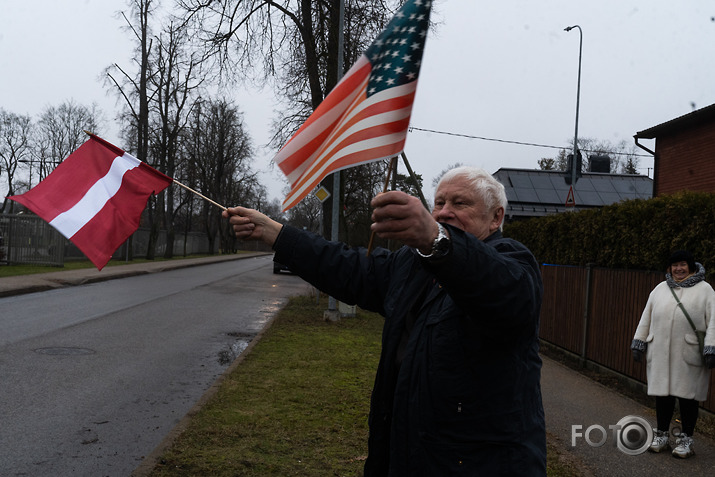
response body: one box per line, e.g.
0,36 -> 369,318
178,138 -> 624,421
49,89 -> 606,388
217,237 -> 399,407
577,191 -> 602,206
635,182 -> 653,195
509,174 -> 533,188
530,175 -> 553,189
503,189 -> 518,201
536,189 -> 562,203
493,168 -> 653,217
592,180 -> 617,192
575,179 -> 596,191
514,189 -> 540,202
598,192 -> 621,204
611,180 -> 638,193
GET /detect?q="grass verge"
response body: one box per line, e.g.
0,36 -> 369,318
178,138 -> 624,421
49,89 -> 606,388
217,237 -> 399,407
144,294 -> 584,476
147,294 -> 381,476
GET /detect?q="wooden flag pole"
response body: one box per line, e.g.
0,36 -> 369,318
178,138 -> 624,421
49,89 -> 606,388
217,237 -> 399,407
172,179 -> 228,211
366,156 -> 398,256
82,130 -> 228,211
400,152 -> 429,210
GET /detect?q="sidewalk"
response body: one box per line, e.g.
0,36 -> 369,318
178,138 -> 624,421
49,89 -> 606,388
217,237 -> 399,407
542,355 -> 715,476
0,252 -> 271,298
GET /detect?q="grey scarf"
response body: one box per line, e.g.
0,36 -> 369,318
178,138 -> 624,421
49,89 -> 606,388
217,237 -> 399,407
666,262 -> 706,288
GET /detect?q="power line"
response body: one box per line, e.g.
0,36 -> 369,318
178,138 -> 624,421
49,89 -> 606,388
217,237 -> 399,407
408,126 -> 654,158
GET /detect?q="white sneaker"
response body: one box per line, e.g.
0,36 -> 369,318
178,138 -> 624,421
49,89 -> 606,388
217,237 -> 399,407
672,433 -> 694,458
649,429 -> 670,453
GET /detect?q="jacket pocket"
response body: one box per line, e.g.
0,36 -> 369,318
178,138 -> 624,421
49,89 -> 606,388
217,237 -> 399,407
644,334 -> 654,363
683,333 -> 703,367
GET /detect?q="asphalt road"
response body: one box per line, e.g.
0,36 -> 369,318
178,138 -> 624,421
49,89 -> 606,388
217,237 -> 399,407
0,255 -> 306,476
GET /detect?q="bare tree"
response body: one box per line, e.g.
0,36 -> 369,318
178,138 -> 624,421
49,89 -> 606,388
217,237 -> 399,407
105,0 -> 157,259
178,1 -> 393,119
34,101 -> 102,183
262,197 -> 288,223
341,160 -> 390,245
149,20 -> 207,258
178,0 -> 397,236
612,139 -> 641,174
183,98 -> 257,253
0,110 -> 33,212
285,189 -> 322,233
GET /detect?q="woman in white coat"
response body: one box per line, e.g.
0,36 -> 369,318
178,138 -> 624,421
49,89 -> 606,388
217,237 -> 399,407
631,250 -> 715,459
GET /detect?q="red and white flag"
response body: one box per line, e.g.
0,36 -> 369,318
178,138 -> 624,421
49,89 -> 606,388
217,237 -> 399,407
276,0 -> 432,211
8,134 -> 173,270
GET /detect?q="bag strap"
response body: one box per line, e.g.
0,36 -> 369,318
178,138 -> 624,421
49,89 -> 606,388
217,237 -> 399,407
670,286 -> 699,333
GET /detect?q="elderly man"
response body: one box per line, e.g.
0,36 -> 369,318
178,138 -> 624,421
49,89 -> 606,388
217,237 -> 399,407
223,166 -> 545,476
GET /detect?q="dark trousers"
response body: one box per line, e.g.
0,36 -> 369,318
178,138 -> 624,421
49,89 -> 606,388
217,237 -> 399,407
656,395 -> 699,436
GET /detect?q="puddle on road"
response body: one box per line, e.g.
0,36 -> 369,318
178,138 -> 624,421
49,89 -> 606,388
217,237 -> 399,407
217,333 -> 253,365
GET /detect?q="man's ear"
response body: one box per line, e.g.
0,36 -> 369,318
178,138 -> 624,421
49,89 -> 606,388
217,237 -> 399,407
490,207 -> 505,232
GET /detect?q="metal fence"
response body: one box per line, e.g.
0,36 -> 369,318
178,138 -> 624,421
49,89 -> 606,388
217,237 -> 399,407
0,214 -> 219,266
540,263 -> 715,412
0,214 -> 65,266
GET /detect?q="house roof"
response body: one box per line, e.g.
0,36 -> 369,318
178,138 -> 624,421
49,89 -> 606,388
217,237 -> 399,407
635,103 -> 715,139
493,168 -> 653,218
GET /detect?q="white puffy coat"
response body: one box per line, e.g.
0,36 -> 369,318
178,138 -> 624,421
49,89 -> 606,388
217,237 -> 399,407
633,280 -> 715,401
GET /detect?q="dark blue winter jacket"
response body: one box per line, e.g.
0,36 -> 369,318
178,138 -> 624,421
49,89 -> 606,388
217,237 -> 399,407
273,223 -> 545,476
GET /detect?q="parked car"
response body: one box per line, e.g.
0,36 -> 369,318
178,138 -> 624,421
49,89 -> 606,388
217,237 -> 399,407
273,256 -> 291,274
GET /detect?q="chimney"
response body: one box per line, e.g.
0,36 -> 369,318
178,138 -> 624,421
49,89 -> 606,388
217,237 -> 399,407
589,155 -> 610,173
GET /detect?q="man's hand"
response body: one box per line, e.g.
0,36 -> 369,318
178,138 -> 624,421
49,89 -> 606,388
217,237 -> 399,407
370,191 -> 441,253
222,206 -> 283,247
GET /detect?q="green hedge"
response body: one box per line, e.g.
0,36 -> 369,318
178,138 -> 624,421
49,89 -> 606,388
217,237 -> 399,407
503,191 -> 715,279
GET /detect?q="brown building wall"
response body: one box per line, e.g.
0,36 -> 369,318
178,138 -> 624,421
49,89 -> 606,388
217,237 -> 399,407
655,120 -> 715,196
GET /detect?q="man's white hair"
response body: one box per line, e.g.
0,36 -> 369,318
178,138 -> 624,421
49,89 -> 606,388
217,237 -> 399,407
436,166 -> 508,226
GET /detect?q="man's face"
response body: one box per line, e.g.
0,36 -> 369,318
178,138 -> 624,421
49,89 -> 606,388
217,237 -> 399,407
432,176 -> 504,240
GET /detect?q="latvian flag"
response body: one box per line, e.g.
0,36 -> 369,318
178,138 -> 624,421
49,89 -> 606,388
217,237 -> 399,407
8,134 -> 173,270
275,0 -> 432,211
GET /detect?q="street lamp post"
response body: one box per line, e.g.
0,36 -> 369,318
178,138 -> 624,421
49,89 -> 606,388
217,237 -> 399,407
325,0 -> 345,319
565,24 -> 582,192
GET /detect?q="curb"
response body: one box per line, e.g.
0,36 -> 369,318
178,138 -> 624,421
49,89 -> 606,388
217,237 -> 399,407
0,252 -> 273,298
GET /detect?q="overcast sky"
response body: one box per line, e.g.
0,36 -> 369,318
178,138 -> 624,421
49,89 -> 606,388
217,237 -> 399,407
2,0 -> 714,204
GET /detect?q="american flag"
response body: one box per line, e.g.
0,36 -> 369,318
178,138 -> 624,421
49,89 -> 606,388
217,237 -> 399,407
276,0 -> 432,211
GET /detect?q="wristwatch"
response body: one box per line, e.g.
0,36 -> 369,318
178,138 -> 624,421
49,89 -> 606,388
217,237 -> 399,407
416,223 -> 451,259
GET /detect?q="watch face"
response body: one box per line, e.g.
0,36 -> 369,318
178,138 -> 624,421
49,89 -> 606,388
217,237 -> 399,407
434,236 -> 450,254
416,224 -> 450,258
433,224 -> 450,255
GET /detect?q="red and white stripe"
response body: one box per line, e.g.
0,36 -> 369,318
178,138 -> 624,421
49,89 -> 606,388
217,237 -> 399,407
49,152 -> 147,237
276,55 -> 417,211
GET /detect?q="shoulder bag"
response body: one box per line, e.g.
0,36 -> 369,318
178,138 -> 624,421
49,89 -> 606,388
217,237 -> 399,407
670,287 -> 706,364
